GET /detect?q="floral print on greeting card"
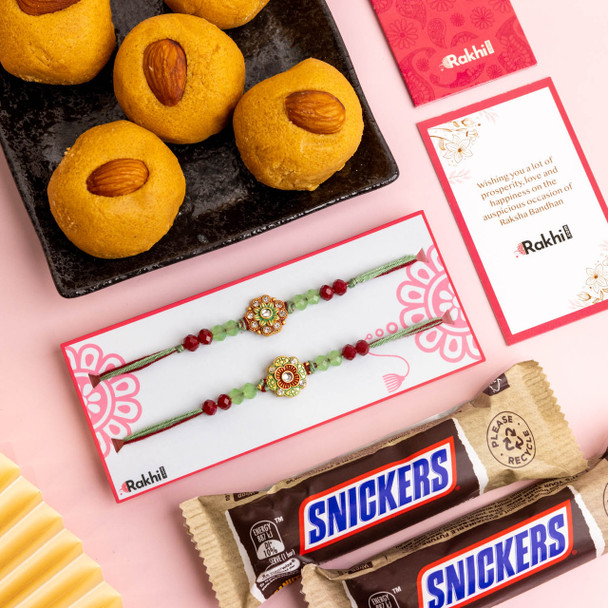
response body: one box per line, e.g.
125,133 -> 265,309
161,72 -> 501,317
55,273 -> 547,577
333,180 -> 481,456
371,0 -> 394,12
490,0 -> 512,14
470,6 -> 494,29
387,19 -> 419,49
66,344 -> 142,459
430,0 -> 455,11
572,243 -> 608,308
429,117 -> 480,168
397,245 -> 481,363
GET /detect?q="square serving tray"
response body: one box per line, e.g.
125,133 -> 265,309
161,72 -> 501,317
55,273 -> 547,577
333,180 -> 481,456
0,0 -> 398,297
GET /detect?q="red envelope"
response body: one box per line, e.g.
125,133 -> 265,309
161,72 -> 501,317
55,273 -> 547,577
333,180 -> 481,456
370,0 -> 536,105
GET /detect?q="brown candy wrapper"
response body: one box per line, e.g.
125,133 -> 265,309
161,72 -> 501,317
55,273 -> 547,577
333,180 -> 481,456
301,456 -> 608,608
180,361 -> 586,608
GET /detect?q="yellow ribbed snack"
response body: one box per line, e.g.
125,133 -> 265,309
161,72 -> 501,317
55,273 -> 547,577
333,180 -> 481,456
0,453 -> 123,608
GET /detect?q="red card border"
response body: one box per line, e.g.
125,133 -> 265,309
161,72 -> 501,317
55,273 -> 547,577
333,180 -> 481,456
61,211 -> 485,503
418,77 -> 608,344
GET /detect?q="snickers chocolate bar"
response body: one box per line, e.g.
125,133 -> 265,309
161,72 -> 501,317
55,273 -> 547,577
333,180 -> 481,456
180,362 -> 586,608
302,454 -> 608,608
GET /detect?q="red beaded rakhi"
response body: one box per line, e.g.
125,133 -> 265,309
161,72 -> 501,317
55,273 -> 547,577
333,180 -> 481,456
112,313 -> 450,453
90,251 -> 427,387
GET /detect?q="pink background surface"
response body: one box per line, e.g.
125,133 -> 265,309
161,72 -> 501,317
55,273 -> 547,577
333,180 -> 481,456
1,1 -> 607,607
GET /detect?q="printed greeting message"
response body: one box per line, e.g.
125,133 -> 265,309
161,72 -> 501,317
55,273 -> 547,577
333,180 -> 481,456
478,156 -> 572,226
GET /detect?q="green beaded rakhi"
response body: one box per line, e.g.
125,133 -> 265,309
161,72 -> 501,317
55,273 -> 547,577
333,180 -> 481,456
89,250 -> 426,388
111,313 -> 450,453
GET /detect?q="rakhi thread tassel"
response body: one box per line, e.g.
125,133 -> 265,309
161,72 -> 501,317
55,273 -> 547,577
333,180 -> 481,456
93,250 -> 427,387
367,312 -> 450,349
89,344 -> 185,387
112,311 -> 449,452
112,407 -> 202,453
347,249 -> 426,288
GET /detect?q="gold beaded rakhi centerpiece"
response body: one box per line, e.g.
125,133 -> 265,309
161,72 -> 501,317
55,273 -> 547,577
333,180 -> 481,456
262,356 -> 307,397
242,295 -> 288,336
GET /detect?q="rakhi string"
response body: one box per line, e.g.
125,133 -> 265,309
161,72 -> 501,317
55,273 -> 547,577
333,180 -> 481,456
112,311 -> 450,453
347,250 -> 426,288
91,250 -> 427,387
367,316 -> 444,349
92,345 -> 185,386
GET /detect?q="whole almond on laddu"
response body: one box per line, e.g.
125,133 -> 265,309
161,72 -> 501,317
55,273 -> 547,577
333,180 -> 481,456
143,39 -> 187,107
285,90 -> 346,135
16,0 -> 81,15
86,159 -> 150,197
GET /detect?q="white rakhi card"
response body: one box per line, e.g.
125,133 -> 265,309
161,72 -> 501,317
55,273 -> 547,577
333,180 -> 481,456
419,79 -> 608,344
62,212 -> 483,502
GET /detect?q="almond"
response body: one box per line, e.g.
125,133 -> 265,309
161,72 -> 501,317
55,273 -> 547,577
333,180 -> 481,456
16,0 -> 81,16
143,39 -> 187,107
284,90 -> 346,135
86,159 -> 149,197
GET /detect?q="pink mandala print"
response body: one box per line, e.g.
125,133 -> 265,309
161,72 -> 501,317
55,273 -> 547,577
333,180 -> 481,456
387,19 -> 419,50
397,245 -> 481,363
470,6 -> 494,30
66,344 -> 142,459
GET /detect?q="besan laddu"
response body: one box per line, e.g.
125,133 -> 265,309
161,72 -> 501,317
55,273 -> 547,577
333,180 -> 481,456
442,41 -> 495,70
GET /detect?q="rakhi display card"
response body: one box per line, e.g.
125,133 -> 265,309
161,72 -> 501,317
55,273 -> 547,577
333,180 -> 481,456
418,78 -> 608,344
62,212 -> 483,502
370,0 -> 536,106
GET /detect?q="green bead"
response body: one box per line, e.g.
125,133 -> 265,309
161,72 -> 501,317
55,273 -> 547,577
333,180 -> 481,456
328,350 -> 343,366
229,388 -> 244,405
293,294 -> 308,311
223,320 -> 240,336
242,383 -> 258,399
305,289 -> 321,305
314,355 -> 330,371
212,324 -> 227,341
329,352 -> 343,367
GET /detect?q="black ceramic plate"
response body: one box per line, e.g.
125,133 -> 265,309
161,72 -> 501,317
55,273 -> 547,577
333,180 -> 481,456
0,0 -> 398,298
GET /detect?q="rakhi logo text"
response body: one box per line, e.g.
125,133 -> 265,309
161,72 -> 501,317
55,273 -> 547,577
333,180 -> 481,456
441,41 -> 495,70
299,439 -> 457,554
417,501 -> 573,608
120,466 -> 167,493
515,224 -> 573,257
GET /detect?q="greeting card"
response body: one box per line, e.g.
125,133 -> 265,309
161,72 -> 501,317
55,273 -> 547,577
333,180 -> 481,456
419,79 -> 608,343
370,0 -> 536,106
62,212 -> 482,502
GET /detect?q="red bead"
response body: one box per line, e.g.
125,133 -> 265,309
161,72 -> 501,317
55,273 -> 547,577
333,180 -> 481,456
183,334 -> 199,351
333,279 -> 348,295
319,285 -> 334,301
217,394 -> 232,410
342,344 -> 357,360
203,399 -> 217,415
355,340 -> 370,355
198,328 -> 213,345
